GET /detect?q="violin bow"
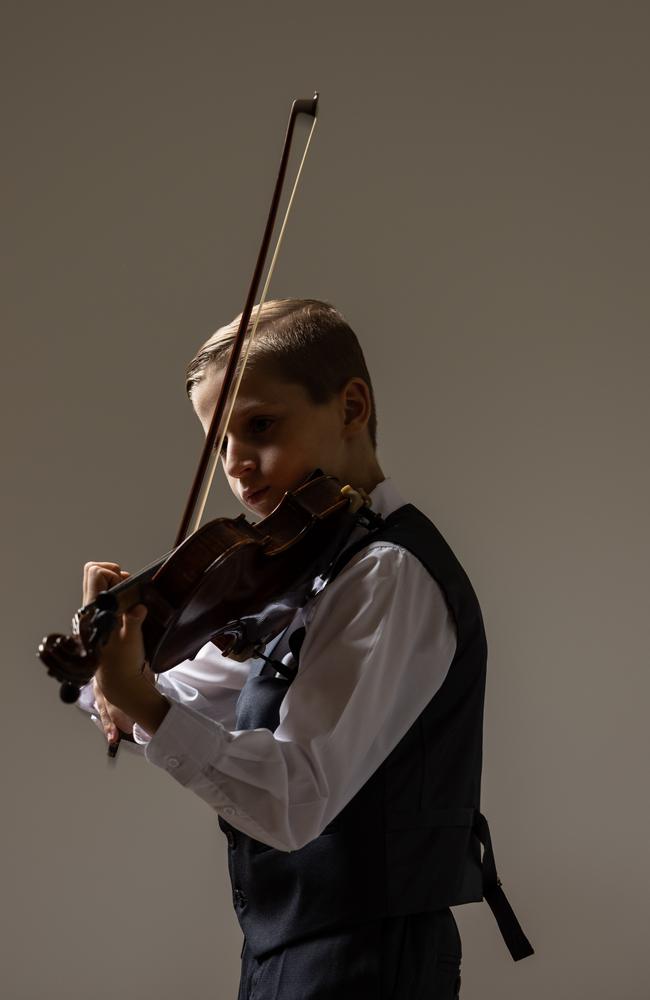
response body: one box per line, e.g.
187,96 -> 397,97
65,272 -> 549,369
175,93 -> 319,547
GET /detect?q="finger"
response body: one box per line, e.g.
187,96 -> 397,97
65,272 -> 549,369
119,604 -> 148,649
82,564 -> 129,608
83,563 -> 123,605
83,562 -> 122,595
84,561 -> 123,584
94,687 -> 117,743
97,701 -> 117,743
104,697 -> 136,735
125,604 -> 147,624
93,667 -> 139,738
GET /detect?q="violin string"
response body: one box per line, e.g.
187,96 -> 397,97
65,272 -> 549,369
190,116 -> 318,533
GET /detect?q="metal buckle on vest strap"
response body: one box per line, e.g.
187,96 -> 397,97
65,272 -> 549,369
257,650 -> 297,680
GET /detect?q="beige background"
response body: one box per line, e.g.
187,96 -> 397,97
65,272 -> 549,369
2,2 -> 649,998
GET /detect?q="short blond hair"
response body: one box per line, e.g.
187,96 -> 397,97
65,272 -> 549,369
186,298 -> 377,447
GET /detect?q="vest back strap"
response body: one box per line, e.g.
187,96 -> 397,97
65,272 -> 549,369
475,812 -> 535,961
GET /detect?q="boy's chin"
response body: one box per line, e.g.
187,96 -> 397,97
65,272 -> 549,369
242,470 -> 329,518
241,487 -> 273,517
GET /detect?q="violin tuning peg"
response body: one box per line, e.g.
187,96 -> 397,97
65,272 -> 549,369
60,681 -> 80,704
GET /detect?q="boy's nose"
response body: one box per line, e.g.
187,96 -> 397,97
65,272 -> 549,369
223,443 -> 257,479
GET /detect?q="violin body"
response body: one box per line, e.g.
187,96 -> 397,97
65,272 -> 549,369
39,474 -> 362,699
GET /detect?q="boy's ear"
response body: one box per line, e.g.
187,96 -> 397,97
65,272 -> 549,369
342,378 -> 372,436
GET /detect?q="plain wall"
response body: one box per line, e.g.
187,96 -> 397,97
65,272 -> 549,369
2,2 -> 649,998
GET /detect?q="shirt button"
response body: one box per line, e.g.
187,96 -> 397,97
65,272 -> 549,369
167,757 -> 180,769
222,806 -> 235,816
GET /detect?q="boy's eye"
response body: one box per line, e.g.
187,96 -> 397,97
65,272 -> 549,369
250,417 -> 274,434
217,418 -> 274,456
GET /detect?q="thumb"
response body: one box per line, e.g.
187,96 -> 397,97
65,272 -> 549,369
124,603 -> 148,627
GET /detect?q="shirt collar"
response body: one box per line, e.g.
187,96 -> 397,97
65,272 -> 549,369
366,477 -> 408,520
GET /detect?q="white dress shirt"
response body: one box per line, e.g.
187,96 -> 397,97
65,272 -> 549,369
134,480 -> 456,851
81,480 -> 457,852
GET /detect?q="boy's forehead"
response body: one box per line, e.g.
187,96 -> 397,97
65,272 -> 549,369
192,364 -> 306,421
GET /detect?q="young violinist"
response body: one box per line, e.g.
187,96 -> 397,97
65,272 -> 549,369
82,298 -> 532,999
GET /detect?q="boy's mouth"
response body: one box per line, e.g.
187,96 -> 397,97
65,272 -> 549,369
242,486 -> 270,508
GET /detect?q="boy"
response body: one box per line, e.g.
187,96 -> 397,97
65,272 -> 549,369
84,299 -> 532,998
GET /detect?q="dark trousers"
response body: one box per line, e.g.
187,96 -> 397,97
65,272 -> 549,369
237,909 -> 462,1000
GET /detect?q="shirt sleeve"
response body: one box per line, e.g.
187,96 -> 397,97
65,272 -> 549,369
132,642 -> 250,743
76,643 -> 249,745
144,543 -> 458,851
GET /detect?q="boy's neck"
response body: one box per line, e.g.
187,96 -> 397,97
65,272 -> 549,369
338,454 -> 385,497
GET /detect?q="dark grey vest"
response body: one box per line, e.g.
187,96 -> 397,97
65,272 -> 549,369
219,504 -> 533,961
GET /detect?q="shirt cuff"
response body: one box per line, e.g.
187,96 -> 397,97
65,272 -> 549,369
144,699 -> 229,789
132,722 -> 152,745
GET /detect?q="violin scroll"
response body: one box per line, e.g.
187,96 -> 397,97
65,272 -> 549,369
39,599 -> 120,703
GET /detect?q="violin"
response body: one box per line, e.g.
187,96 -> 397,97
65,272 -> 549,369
38,93 -> 371,736
40,472 -> 367,696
